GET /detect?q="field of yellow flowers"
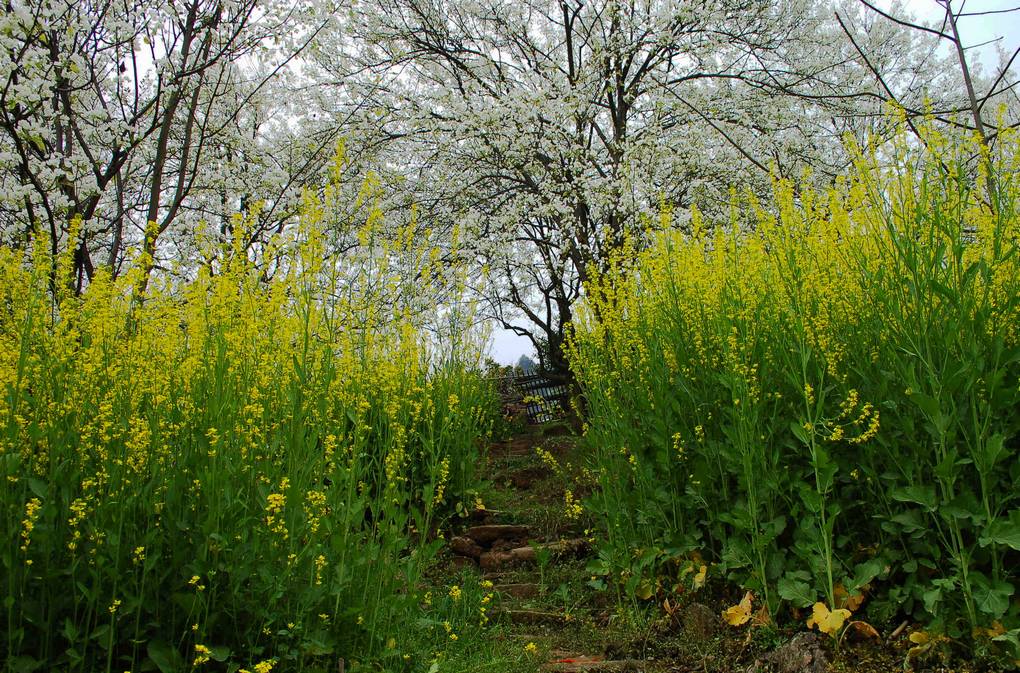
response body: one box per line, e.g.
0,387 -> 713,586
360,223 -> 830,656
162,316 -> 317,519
569,124 -> 1020,663
5,122 -> 1020,672
1,179 -> 504,671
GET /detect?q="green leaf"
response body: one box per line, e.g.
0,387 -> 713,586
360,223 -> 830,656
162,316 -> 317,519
812,445 -> 837,493
9,656 -> 41,673
977,434 -> 1005,471
147,640 -> 183,673
891,485 -> 937,511
790,420 -> 810,445
940,490 -> 984,524
27,478 -> 47,499
799,485 -> 823,514
89,623 -> 110,643
980,511 -> 1020,551
971,573 -> 1014,618
851,558 -> 885,589
777,573 -> 815,608
922,586 -> 942,614
210,646 -> 231,663
908,391 -> 940,420
993,628 -> 1020,657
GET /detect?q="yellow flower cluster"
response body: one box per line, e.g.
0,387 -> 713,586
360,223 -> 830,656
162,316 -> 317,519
265,478 -> 289,540
563,490 -> 583,521
20,497 -> 42,557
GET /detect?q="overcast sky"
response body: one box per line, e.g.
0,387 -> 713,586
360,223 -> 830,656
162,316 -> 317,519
902,0 -> 1020,68
487,0 -> 1020,365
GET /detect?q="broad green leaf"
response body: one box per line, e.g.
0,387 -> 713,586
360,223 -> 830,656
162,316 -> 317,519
891,485 -> 937,511
851,558 -> 885,589
971,573 -> 1014,618
908,391 -> 940,420
790,420 -> 810,445
27,478 -> 47,499
980,513 -> 1020,551
777,574 -> 815,608
147,641 -> 183,673
976,434 -> 1005,471
940,490 -> 984,524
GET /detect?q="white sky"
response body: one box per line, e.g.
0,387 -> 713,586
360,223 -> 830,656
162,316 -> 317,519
486,0 -> 1020,365
901,0 -> 1020,68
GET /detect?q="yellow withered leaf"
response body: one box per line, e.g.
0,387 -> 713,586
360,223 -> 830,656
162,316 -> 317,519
973,621 -> 1006,639
722,590 -> 754,626
833,583 -> 866,611
909,631 -> 930,645
693,565 -> 707,589
806,602 -> 851,637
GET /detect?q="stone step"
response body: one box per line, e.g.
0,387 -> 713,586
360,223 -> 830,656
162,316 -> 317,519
464,524 -> 529,545
468,507 -> 505,523
546,656 -> 646,672
497,582 -> 541,599
500,608 -> 565,625
449,536 -> 484,558
479,538 -> 588,570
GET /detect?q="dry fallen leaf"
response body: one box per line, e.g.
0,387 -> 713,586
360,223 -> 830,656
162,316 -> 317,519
751,604 -> 772,628
722,590 -> 754,626
845,620 -> 880,640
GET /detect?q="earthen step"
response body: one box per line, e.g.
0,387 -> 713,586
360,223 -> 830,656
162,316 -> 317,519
469,508 -> 505,523
546,657 -> 645,672
498,582 -> 541,599
449,536 -> 484,558
464,524 -> 529,545
500,608 -> 564,625
479,538 -> 588,570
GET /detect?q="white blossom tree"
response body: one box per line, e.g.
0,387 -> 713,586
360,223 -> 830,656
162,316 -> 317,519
0,0 -> 329,292
318,0 -> 952,377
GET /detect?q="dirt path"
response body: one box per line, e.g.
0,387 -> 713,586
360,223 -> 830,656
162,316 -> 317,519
440,423 -> 658,672
428,423 -> 916,673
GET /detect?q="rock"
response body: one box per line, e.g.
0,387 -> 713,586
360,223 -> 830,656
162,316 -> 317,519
464,524 -> 529,545
680,602 -> 718,643
449,536 -> 484,558
499,583 -> 541,599
746,632 -> 828,673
